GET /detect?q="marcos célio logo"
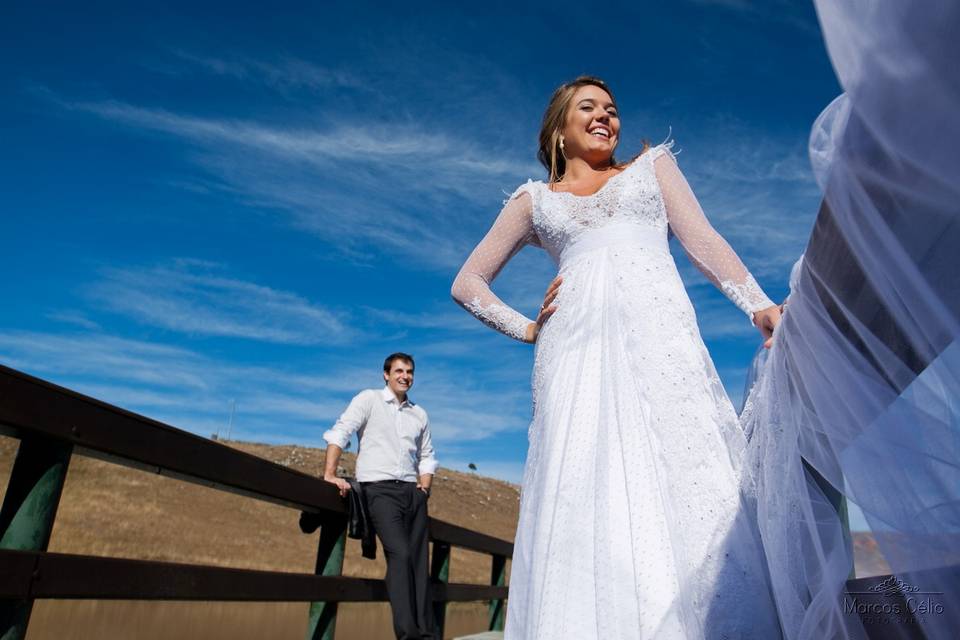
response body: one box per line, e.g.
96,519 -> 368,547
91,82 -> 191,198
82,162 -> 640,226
845,575 -> 945,618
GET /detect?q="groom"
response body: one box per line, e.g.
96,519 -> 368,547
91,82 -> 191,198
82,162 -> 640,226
323,352 -> 439,640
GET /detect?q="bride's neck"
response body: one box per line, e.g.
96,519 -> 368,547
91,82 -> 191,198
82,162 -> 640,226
561,155 -> 614,183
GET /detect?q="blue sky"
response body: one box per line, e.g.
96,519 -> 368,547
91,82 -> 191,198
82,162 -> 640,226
1,1 -> 840,484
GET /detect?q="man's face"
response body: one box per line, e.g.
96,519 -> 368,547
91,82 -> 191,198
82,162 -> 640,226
383,359 -> 414,398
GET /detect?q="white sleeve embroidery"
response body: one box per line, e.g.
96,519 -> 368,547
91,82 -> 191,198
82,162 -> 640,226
451,186 -> 539,341
653,150 -> 775,318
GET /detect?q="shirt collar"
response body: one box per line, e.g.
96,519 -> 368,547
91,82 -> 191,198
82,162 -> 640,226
381,385 -> 412,407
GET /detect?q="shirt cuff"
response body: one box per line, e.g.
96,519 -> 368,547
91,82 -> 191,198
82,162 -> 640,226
322,428 -> 350,450
418,458 -> 439,476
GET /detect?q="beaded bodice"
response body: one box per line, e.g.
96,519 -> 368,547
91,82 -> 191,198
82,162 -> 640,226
451,144 -> 775,341
526,151 -> 669,264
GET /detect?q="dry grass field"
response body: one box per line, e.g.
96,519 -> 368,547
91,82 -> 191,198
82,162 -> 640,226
0,435 -> 519,639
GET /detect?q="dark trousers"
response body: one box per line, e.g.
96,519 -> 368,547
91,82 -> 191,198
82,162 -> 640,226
363,480 -> 433,640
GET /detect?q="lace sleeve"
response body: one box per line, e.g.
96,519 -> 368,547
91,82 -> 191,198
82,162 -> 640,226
652,148 -> 775,318
451,185 -> 539,342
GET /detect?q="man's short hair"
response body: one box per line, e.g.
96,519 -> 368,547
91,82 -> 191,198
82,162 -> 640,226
383,352 -> 415,373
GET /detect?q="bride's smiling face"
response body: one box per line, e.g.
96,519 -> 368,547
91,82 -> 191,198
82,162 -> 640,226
560,85 -> 620,165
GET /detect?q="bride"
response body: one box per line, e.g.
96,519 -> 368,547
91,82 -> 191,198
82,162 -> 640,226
451,76 -> 784,639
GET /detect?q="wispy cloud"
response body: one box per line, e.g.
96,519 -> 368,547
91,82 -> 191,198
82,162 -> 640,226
672,127 -> 821,282
45,310 -> 101,330
686,0 -> 821,34
60,95 -> 539,270
85,259 -> 351,344
362,306 -> 481,332
52,88 -> 816,288
0,331 -> 348,442
0,328 -> 533,448
69,99 -> 451,162
0,332 -> 215,391
169,49 -> 367,92
689,0 -> 752,9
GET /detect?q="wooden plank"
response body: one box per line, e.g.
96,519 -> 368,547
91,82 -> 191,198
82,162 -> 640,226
432,583 -> 509,602
28,551 -> 384,602
0,550 -> 508,602
0,551 -> 35,599
429,520 -> 513,558
0,365 -> 343,514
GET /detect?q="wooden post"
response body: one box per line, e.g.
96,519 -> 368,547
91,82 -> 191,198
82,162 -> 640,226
488,554 -> 506,631
0,437 -> 73,640
305,515 -> 347,640
430,541 -> 450,638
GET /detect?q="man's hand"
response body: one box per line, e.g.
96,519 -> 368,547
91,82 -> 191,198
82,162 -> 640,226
322,444 -> 350,497
752,304 -> 782,349
417,473 -> 433,497
324,474 -> 351,497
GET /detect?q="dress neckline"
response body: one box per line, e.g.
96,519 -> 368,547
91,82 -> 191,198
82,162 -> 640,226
541,153 -> 646,199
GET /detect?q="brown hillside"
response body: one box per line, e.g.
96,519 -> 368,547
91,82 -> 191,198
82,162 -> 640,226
0,435 -> 520,586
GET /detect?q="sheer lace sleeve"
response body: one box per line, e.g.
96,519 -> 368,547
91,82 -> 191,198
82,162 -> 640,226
451,185 -> 539,342
652,147 -> 775,318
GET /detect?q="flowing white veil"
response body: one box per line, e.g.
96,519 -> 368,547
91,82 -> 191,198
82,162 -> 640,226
741,0 -> 960,638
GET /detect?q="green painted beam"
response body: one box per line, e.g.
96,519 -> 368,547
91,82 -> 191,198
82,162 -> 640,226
431,541 -> 451,638
488,554 -> 506,631
0,437 -> 73,640
305,516 -> 347,640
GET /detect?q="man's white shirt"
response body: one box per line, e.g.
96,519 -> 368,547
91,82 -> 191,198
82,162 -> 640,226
323,386 -> 439,482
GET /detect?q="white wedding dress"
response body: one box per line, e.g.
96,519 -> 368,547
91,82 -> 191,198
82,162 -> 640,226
452,144 -> 783,639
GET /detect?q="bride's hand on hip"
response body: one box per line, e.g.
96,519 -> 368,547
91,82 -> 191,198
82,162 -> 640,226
752,304 -> 782,349
526,275 -> 562,343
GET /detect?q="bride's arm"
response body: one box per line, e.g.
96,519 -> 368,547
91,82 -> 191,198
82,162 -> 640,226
451,188 -> 540,342
652,149 -> 778,325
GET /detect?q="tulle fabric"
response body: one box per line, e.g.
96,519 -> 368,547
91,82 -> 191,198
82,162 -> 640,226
741,1 -> 960,637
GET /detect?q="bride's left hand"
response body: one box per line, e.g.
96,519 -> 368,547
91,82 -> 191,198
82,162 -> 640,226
752,305 -> 782,349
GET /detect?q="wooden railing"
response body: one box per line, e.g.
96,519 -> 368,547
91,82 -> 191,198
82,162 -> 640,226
0,364 -> 511,639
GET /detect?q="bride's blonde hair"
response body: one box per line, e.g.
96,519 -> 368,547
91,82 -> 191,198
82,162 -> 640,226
537,75 -> 648,183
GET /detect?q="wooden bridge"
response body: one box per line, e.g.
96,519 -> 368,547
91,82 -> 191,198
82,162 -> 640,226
0,364 -> 510,639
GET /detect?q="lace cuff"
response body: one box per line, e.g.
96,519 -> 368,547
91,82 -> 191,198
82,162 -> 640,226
463,296 -> 532,342
720,274 -> 776,318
